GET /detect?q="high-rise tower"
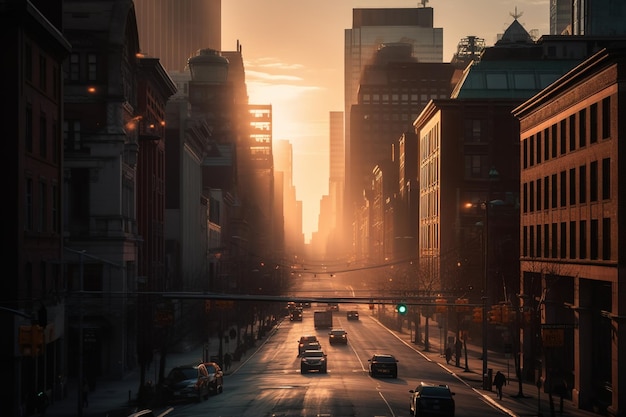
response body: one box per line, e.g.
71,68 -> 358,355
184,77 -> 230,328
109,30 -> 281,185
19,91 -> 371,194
343,5 -> 443,247
134,0 -> 221,72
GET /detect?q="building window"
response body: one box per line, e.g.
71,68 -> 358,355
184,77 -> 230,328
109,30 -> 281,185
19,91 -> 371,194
579,108 -> 586,148
590,161 -> 598,201
543,177 -> 550,210
560,119 -> 566,155
464,155 -> 486,178
529,225 -> 535,257
465,119 -> 483,143
40,113 -> 47,159
579,220 -> 586,259
601,97 -> 610,139
52,184 -> 59,233
486,73 -> 507,89
551,174 -> 557,208
39,54 -> 47,91
569,115 -> 576,151
560,171 -> 566,207
569,168 -> 576,205
579,165 -> 586,204
529,135 -> 535,166
39,181 -> 47,232
63,120 -> 82,151
523,139 -> 528,169
551,124 -> 557,158
52,121 -> 59,164
601,158 -> 610,200
551,223 -> 558,258
68,53 -> 80,81
543,224 -> 550,258
602,218 -> 611,260
25,178 -> 33,231
25,43 -> 33,82
569,221 -> 576,259
560,222 -> 566,259
590,103 -> 598,143
88,53 -> 97,81
25,106 -> 33,153
529,181 -> 535,212
523,182 -> 528,213
523,226 -> 528,257
543,129 -> 550,161
590,219 -> 598,260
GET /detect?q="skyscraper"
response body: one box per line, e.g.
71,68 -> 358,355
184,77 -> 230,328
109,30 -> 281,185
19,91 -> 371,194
343,5 -> 443,244
134,0 -> 221,72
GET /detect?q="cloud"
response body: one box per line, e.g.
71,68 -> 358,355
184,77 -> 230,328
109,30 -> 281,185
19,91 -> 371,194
246,70 -> 302,82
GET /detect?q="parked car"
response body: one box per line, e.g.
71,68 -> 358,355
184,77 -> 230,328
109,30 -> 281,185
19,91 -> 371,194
327,302 -> 339,311
298,335 -> 319,355
162,363 -> 211,402
328,328 -> 348,345
300,349 -> 327,373
202,361 -> 224,394
346,310 -> 359,320
409,382 -> 455,417
368,354 -> 398,378
290,308 -> 303,321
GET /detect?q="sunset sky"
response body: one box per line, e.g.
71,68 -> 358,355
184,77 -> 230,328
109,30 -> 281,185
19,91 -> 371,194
221,0 -> 550,242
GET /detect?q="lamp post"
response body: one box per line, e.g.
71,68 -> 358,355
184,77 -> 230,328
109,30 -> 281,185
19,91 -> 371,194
482,167 -> 499,390
481,199 -> 489,390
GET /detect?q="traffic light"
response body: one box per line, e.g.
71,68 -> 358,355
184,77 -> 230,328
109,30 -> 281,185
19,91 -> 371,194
488,305 -> 502,324
396,303 -> 408,315
472,306 -> 483,323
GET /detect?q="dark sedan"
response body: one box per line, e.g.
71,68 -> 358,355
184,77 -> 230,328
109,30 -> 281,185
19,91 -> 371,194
162,364 -> 210,402
368,353 -> 398,378
409,382 -> 455,417
300,349 -> 327,373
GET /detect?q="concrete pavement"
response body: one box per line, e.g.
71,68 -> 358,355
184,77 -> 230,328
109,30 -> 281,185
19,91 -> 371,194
43,314 -> 598,417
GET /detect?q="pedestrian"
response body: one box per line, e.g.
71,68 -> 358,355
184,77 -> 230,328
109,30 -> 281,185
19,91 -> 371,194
444,345 -> 452,364
493,370 -> 507,399
36,390 -> 49,416
82,381 -> 89,408
223,352 -> 232,371
454,338 -> 462,367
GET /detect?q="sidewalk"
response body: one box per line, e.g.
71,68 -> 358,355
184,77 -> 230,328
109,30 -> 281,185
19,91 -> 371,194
45,344 -> 205,417
382,315 -> 598,417
45,334 -> 241,417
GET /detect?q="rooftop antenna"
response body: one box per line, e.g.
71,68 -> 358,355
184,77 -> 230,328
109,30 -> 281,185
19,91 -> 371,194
510,6 -> 523,20
420,0 -> 429,7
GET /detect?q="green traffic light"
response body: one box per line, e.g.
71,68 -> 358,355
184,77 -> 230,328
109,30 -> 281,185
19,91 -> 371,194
397,303 -> 407,315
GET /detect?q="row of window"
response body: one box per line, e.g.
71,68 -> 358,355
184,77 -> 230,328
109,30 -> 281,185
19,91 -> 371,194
25,42 -> 62,101
522,97 -> 610,168
24,106 -> 60,162
522,158 -> 610,213
522,218 -> 611,261
24,178 -> 59,234
361,93 -> 447,104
